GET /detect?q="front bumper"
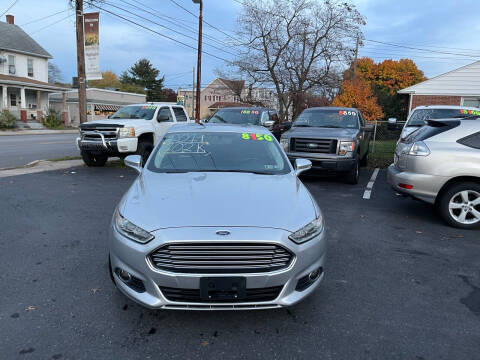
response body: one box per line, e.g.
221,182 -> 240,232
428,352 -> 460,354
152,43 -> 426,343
109,226 -> 327,310
387,164 -> 445,204
76,137 -> 138,154
287,152 -> 355,172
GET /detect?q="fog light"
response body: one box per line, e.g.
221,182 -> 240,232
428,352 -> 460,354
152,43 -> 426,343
309,269 -> 320,281
116,268 -> 132,283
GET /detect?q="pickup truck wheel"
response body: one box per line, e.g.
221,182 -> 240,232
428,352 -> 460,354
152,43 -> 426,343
345,155 -> 360,185
437,182 -> 480,229
136,141 -> 154,167
80,150 -> 108,167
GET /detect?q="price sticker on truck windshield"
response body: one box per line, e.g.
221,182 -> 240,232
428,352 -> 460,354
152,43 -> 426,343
241,133 -> 273,141
339,110 -> 356,116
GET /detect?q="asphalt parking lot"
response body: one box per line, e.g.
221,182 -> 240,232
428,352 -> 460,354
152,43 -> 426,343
1,166 -> 479,359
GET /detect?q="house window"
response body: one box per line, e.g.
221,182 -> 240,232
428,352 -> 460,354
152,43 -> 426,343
204,95 -> 207,101
27,58 -> 34,77
10,93 -> 17,106
8,55 -> 15,75
462,97 -> 480,108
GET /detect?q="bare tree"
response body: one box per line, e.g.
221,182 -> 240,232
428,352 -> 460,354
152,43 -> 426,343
48,62 -> 64,84
233,0 -> 365,121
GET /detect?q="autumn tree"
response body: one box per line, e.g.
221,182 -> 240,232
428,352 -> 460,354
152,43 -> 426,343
88,71 -> 121,89
233,0 -> 365,121
332,80 -> 383,122
343,57 -> 425,120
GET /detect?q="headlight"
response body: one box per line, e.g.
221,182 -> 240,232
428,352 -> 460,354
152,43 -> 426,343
114,210 -> 154,244
408,141 -> 430,156
119,127 -> 135,138
338,141 -> 355,156
280,138 -> 289,152
288,216 -> 324,244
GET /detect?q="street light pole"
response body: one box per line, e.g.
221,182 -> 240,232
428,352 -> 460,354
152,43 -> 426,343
193,0 -> 203,123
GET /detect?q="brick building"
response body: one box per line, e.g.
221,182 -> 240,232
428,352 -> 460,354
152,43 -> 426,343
398,61 -> 480,113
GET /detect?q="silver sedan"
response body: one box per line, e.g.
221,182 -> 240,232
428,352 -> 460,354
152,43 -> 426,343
109,123 -> 327,310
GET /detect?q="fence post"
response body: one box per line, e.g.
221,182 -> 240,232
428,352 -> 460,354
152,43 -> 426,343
372,120 -> 377,153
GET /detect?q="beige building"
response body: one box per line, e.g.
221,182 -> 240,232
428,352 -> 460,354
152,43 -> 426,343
49,88 -> 146,126
0,15 -> 68,123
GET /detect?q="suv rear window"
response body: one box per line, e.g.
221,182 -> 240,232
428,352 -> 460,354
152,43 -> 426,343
407,108 -> 477,126
457,131 -> 480,149
404,120 -> 460,143
172,107 -> 188,122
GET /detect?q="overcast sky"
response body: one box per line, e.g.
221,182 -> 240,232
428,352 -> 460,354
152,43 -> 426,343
2,0 -> 480,88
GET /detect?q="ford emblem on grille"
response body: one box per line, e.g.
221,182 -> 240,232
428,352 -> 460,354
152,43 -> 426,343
216,230 -> 230,236
307,143 -> 318,148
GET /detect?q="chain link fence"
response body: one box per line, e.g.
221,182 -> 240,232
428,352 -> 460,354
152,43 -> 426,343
369,120 -> 405,167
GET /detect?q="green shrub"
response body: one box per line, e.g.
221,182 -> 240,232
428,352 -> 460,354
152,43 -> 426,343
0,111 -> 17,128
42,108 -> 63,129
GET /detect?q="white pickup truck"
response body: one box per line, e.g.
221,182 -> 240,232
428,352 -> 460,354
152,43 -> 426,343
76,102 -> 191,166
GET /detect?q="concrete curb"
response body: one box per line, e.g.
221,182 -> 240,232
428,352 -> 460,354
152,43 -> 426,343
0,129 -> 78,136
0,159 -> 84,178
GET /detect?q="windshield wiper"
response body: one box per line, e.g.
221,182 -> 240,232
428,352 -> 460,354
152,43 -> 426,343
319,125 -> 343,128
194,169 -> 273,175
293,124 -> 312,127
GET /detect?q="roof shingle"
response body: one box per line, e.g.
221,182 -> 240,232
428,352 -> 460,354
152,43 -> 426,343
0,21 -> 52,58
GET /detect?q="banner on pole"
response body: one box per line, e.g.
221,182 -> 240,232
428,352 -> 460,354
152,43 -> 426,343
84,12 -> 101,80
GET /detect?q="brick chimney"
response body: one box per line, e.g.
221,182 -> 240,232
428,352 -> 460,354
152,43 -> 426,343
6,15 -> 14,25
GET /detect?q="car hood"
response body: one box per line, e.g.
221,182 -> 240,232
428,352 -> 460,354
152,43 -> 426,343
119,171 -> 317,232
82,118 -> 149,127
284,127 -> 358,139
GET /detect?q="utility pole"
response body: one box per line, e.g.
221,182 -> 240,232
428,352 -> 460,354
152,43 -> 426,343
193,0 -> 203,123
192,66 -> 195,119
353,36 -> 359,87
75,0 -> 87,124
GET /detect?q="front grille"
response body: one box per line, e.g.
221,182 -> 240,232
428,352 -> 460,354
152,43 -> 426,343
81,128 -> 119,141
149,243 -> 294,273
291,138 -> 337,154
160,285 -> 283,303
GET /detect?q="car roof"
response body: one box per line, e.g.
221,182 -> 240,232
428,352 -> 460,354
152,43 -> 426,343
412,105 -> 480,111
167,123 -> 271,134
123,102 -> 180,107
217,107 -> 274,111
303,106 -> 359,112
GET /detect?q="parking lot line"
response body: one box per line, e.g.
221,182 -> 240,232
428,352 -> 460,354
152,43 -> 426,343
363,168 -> 380,200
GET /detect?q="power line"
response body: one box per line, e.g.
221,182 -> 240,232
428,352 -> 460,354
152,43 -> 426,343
90,3 -> 231,63
0,0 -> 20,18
167,0 -> 240,43
101,0 -> 238,57
30,13 -> 73,35
119,0 -> 235,49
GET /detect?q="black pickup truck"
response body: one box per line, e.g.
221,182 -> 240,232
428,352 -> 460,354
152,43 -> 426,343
280,107 -> 373,184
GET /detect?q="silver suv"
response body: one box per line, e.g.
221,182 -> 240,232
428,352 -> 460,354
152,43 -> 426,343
388,118 -> 480,229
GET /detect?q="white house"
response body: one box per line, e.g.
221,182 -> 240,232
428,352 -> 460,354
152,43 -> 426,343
0,14 -> 68,122
398,60 -> 480,113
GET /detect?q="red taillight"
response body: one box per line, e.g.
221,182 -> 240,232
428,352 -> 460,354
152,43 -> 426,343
398,183 -> 413,189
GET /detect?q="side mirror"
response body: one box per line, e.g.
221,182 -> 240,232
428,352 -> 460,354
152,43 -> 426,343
387,117 -> 397,130
107,115 -> 111,119
295,158 -> 312,176
263,120 -> 275,128
124,155 -> 142,173
157,115 -> 170,122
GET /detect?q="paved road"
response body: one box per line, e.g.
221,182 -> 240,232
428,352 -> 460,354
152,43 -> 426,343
0,167 -> 479,359
0,134 -> 79,168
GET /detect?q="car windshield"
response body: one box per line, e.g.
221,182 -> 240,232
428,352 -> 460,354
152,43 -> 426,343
293,109 -> 359,129
111,105 -> 157,120
406,108 -> 478,126
147,131 -> 290,175
207,109 -> 262,125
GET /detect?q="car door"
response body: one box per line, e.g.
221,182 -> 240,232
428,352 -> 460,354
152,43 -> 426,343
357,111 -> 368,159
154,106 -> 175,144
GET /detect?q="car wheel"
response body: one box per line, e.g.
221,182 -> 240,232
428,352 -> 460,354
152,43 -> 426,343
136,141 -> 153,167
438,182 -> 480,229
345,154 -> 360,185
81,150 -> 108,167
360,148 -> 369,167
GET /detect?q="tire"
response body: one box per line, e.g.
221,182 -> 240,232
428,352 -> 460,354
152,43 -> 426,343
345,154 -> 360,185
81,150 -> 108,167
360,147 -> 369,167
136,141 -> 154,167
437,182 -> 480,229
